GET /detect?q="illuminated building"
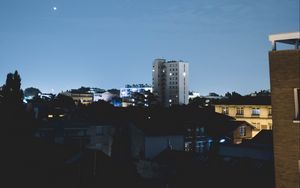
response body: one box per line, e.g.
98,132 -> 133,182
152,59 -> 189,107
268,32 -> 300,188
214,97 -> 272,136
61,92 -> 93,105
93,91 -> 116,102
120,84 -> 152,98
120,84 -> 152,107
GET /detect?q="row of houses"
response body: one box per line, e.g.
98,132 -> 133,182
35,117 -> 262,159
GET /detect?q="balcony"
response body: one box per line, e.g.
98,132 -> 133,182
251,114 -> 260,117
235,113 -> 244,118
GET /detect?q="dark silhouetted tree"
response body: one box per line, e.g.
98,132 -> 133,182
256,90 -> 271,96
53,94 -> 76,110
208,92 -> 219,97
2,70 -> 23,107
107,89 -> 120,96
24,87 -> 41,97
225,91 -> 242,98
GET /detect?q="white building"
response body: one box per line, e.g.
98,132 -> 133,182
152,59 -> 189,107
93,91 -> 116,102
120,84 -> 152,98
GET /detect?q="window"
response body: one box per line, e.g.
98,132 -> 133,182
252,108 -> 260,116
222,107 -> 229,115
96,127 -> 103,136
294,88 -> 300,122
236,107 -> 244,116
240,126 -> 246,136
268,108 -> 272,116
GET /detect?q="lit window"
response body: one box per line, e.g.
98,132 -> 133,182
48,114 -> 53,118
294,88 -> 300,122
222,107 -> 229,115
236,107 -> 244,116
240,126 -> 246,136
183,72 -> 186,77
268,108 -> 272,116
169,73 -> 172,76
251,108 -> 260,116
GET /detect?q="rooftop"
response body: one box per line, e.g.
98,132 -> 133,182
215,96 -> 271,105
269,32 -> 300,50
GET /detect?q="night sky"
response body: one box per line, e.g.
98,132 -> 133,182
0,0 -> 298,95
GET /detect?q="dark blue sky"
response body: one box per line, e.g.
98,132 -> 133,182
0,0 -> 299,95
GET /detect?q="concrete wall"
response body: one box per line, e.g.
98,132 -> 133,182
178,62 -> 189,105
269,49 -> 300,188
129,124 -> 145,159
152,59 -> 166,103
88,125 -> 116,156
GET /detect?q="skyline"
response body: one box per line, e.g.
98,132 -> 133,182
0,0 -> 299,95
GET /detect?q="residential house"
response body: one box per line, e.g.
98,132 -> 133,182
214,96 -> 272,134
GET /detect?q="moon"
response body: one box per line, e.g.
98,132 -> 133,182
53,6 -> 57,11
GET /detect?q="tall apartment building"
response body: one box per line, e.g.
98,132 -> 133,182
268,32 -> 300,188
152,59 -> 189,107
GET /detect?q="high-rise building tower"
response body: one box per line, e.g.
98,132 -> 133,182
152,59 -> 189,107
268,32 -> 300,188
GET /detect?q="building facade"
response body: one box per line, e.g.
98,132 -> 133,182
120,84 -> 152,98
268,32 -> 300,188
62,92 -> 94,105
215,104 -> 272,133
152,59 -> 189,107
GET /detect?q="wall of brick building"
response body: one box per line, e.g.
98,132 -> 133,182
269,50 -> 300,188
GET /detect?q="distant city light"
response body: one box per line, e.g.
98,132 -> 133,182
219,139 -> 226,143
48,114 -> 54,118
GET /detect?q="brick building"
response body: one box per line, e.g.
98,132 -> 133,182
268,32 -> 300,188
